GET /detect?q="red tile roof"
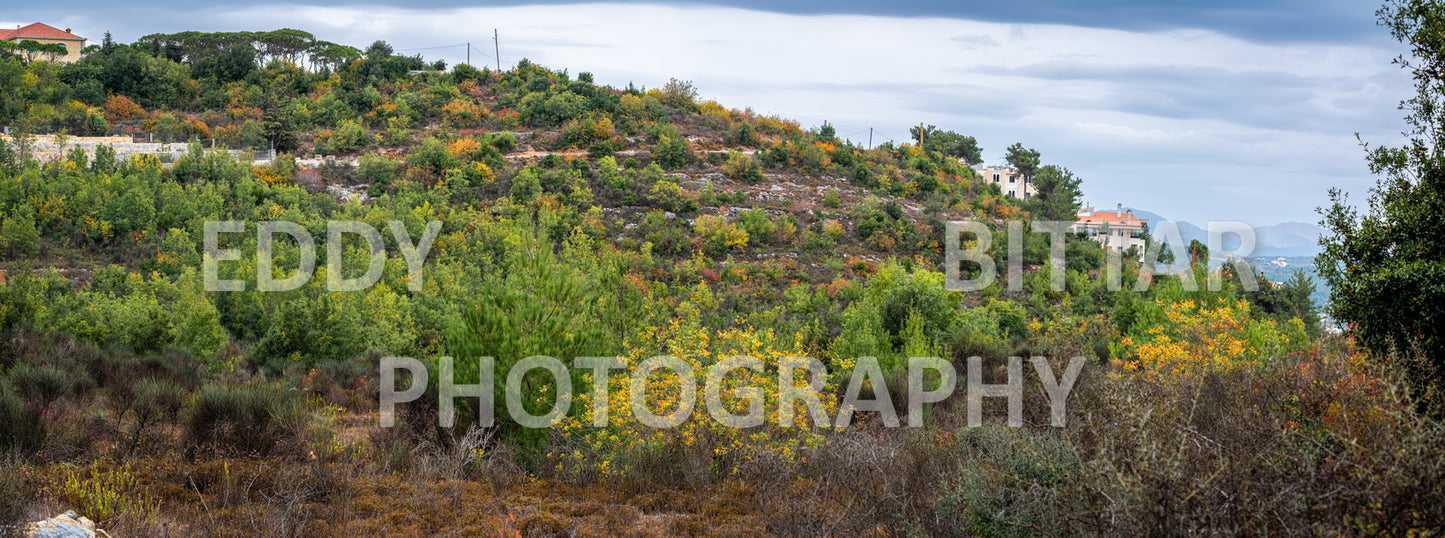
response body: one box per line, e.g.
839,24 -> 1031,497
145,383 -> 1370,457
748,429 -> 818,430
1076,211 -> 1145,228
0,23 -> 84,42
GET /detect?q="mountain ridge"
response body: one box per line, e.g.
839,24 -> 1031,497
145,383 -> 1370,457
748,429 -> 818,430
1123,207 -> 1325,257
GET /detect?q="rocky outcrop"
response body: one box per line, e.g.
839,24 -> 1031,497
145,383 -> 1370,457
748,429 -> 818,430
13,511 -> 98,538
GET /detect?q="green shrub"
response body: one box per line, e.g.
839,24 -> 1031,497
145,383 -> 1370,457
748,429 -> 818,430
358,152 -> 402,188
653,134 -> 693,170
186,382 -> 310,458
59,462 -> 160,523
406,137 -> 459,177
0,204 -> 41,258
0,382 -> 43,454
124,377 -> 185,454
738,209 -> 775,247
933,427 -> 1081,537
9,364 -> 71,406
314,119 -> 371,156
510,166 -> 542,202
722,151 -> 750,180
484,131 -> 517,153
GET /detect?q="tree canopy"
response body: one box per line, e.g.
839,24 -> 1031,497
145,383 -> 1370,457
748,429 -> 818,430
1005,143 -> 1041,182
1026,164 -> 1083,220
1318,0 -> 1445,389
909,124 -> 983,165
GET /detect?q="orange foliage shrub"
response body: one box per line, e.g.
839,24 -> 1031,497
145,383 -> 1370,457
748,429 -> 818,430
104,95 -> 146,122
184,118 -> 211,139
448,137 -> 481,158
442,98 -> 488,128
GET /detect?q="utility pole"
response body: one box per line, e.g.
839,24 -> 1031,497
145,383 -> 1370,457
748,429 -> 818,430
868,127 -> 873,150
466,42 -> 470,66
493,29 -> 501,71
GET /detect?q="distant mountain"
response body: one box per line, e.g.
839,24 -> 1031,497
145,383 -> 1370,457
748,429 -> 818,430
1122,208 -> 1325,257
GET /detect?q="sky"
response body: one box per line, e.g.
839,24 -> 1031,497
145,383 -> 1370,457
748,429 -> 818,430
2,0 -> 1415,225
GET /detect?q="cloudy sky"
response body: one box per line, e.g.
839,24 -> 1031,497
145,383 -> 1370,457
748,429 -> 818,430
4,0 -> 1413,225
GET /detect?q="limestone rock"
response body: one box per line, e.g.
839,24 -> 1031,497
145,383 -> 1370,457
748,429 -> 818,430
15,511 -> 97,538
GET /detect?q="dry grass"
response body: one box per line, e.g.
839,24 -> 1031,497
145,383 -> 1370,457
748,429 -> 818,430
4,336 -> 1444,536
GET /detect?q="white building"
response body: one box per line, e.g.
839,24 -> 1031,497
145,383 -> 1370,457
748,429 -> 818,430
972,165 -> 1035,199
1072,203 -> 1148,255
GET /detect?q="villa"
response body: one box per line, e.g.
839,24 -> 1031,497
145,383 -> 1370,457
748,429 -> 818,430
973,165 -> 1035,199
1,23 -> 86,63
1072,203 -> 1148,255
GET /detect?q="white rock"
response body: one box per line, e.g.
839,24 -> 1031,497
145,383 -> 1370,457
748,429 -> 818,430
16,511 -> 97,538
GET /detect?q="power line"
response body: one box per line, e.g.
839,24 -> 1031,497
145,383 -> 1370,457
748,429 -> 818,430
393,43 -> 467,52
468,44 -> 494,61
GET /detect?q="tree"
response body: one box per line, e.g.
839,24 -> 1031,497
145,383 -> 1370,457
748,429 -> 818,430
260,92 -> 299,152
653,133 -> 692,170
1005,143 -> 1041,183
1027,164 -> 1083,220
312,42 -> 361,72
0,204 -> 41,257
1319,0 -> 1445,388
910,124 -> 983,165
818,123 -> 837,142
0,56 -> 23,125
40,43 -> 67,62
659,77 -> 698,110
1248,269 -> 1320,335
16,40 -> 42,63
195,43 -> 257,84
1187,239 -> 1210,268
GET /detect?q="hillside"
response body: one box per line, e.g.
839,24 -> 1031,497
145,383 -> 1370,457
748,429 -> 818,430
0,29 -> 1438,537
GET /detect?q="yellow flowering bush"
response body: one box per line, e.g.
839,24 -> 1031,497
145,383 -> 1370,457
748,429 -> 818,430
553,297 -> 839,481
1114,299 -> 1291,381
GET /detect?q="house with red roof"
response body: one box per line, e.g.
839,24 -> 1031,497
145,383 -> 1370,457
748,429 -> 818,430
0,23 -> 86,63
1072,203 -> 1148,256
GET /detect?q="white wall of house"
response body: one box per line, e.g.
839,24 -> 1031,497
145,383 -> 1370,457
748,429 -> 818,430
1072,204 -> 1148,255
973,165 -> 1036,200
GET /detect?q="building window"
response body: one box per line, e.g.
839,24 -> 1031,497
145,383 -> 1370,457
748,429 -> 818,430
1008,176 -> 1015,183
992,173 -> 1000,181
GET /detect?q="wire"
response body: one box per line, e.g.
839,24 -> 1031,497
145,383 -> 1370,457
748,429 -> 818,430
468,44 -> 495,61
394,43 -> 467,52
